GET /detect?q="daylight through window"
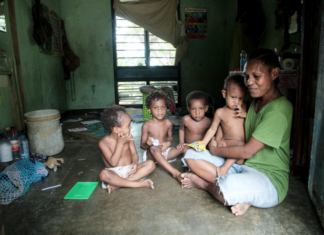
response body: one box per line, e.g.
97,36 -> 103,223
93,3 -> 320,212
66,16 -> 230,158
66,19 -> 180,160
115,16 -> 176,66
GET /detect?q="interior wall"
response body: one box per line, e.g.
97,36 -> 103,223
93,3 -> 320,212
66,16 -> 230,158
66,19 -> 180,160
14,0 -> 67,114
61,0 -> 115,110
58,0 -> 300,110
0,0 -> 14,131
309,3 -> 324,226
179,0 -> 237,106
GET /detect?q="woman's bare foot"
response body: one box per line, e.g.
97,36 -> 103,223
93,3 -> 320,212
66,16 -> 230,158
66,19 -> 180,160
107,184 -> 119,194
231,203 -> 251,216
181,173 -> 207,189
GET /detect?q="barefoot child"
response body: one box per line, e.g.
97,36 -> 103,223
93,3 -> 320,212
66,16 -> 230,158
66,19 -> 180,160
99,105 -> 155,194
141,90 -> 183,183
176,91 -> 211,155
201,74 -> 247,177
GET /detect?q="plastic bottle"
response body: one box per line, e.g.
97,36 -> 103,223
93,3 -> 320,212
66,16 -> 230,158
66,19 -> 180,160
0,134 -> 13,166
9,131 -> 20,161
20,135 -> 30,159
240,50 -> 247,71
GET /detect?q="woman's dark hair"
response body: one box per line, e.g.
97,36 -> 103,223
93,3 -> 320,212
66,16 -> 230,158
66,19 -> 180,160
247,49 -> 281,84
247,48 -> 281,73
186,91 -> 208,107
101,105 -> 128,133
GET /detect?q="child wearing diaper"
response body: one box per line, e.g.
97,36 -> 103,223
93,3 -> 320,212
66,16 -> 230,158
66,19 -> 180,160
140,90 -> 183,184
99,105 -> 155,194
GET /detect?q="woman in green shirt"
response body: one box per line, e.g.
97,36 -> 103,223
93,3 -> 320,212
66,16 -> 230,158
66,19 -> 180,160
181,49 -> 293,216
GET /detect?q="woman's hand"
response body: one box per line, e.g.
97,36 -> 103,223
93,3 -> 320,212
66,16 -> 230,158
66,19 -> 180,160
176,142 -> 187,151
234,105 -> 246,118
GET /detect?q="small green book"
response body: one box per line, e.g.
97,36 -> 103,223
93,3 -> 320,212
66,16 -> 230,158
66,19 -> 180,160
64,182 -> 98,199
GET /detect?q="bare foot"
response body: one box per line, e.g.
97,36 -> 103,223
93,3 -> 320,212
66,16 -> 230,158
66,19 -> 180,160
142,179 -> 154,189
231,203 -> 251,216
181,173 -> 207,189
107,184 -> 119,194
172,170 -> 182,185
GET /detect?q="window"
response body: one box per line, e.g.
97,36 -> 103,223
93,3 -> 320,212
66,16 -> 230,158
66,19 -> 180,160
113,16 -> 181,106
115,16 -> 176,66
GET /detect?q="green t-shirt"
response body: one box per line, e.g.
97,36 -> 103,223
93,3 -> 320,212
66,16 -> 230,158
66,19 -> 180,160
244,96 -> 293,204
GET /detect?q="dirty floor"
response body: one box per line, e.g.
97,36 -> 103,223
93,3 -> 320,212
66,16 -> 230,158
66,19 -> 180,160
1,114 -> 324,235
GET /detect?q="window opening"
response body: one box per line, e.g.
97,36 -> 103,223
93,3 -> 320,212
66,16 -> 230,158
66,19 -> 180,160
113,15 -> 180,106
115,16 -> 176,67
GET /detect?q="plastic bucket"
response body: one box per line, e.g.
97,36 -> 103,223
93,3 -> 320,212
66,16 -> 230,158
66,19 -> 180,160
24,109 -> 64,156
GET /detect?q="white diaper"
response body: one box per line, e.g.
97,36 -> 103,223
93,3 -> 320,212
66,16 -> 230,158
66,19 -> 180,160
105,164 -> 133,179
143,147 -> 176,163
144,137 -> 176,163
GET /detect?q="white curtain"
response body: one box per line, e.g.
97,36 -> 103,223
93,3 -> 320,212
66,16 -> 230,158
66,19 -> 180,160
114,0 -> 189,65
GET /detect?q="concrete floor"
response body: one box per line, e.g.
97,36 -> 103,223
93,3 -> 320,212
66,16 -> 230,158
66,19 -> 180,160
1,115 -> 324,235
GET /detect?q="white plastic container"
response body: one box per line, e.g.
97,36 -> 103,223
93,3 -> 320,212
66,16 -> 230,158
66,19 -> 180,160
0,139 -> 13,164
24,109 -> 64,156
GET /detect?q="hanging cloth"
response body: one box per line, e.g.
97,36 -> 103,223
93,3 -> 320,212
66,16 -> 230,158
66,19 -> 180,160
114,0 -> 188,65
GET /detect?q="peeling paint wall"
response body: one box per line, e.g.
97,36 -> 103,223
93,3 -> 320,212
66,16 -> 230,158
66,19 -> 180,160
14,0 -> 67,114
61,0 -> 115,110
308,1 -> 324,227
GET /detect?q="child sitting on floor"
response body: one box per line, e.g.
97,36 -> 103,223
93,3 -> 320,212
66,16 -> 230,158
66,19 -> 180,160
201,74 -> 247,177
176,91 -> 212,155
99,105 -> 155,194
141,90 -> 183,183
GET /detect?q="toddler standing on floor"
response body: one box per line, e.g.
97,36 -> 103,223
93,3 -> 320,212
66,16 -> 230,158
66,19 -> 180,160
99,105 -> 155,194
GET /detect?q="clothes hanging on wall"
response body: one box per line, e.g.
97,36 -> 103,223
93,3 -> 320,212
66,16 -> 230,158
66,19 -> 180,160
61,20 -> 80,81
32,0 -> 52,46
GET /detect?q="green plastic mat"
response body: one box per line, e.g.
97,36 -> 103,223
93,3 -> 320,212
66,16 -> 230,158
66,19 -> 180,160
64,182 -> 98,200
